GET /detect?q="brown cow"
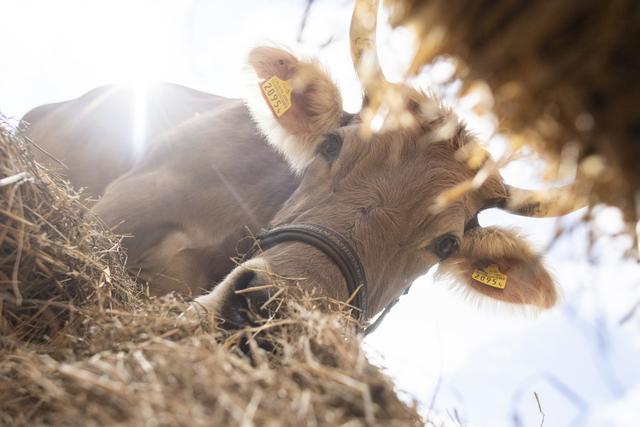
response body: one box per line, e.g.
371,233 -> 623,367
22,0 -> 582,329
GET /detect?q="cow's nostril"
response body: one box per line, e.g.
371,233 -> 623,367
234,270 -> 257,292
213,266 -> 278,338
226,269 -> 272,324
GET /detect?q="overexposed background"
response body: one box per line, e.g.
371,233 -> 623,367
2,1 -> 639,426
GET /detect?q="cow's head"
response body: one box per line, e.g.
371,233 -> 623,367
195,0 -> 583,329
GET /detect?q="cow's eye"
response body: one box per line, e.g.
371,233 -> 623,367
432,234 -> 459,260
319,133 -> 342,161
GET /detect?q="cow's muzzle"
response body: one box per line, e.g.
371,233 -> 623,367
215,269 -> 276,330
190,258 -> 275,331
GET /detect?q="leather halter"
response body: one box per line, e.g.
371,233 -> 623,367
242,223 -> 411,335
242,223 -> 369,321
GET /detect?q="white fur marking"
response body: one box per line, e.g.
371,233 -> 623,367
245,77 -> 315,174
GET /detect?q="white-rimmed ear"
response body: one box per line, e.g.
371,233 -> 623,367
246,46 -> 343,173
437,226 -> 557,309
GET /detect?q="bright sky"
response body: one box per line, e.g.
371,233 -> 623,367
2,1 -> 639,426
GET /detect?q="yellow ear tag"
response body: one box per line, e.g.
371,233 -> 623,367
472,264 -> 508,289
260,75 -> 293,117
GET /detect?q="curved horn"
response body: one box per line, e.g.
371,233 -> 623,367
501,185 -> 587,217
350,0 -> 387,91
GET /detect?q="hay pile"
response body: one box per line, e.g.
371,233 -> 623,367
387,0 -> 640,221
0,120 -> 422,426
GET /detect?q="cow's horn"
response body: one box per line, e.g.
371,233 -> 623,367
499,184 -> 587,217
350,0 -> 387,90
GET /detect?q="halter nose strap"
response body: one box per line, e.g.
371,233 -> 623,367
242,223 -> 368,321
241,223 -> 412,335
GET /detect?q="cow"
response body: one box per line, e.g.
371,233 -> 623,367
21,0 -> 583,329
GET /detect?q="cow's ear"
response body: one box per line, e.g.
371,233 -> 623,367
246,46 -> 343,172
436,226 -> 557,309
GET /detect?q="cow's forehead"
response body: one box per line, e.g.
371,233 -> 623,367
336,124 -> 472,174
326,124 -> 499,221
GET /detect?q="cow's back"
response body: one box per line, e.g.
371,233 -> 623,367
21,83 -> 300,295
21,82 -> 227,197
92,97 -> 300,295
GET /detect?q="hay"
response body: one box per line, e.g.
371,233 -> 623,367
0,116 -> 138,346
0,118 -> 422,426
387,0 -> 640,221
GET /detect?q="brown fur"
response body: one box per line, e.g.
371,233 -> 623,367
22,83 -> 226,197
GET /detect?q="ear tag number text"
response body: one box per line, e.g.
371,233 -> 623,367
260,75 -> 293,117
472,264 -> 508,289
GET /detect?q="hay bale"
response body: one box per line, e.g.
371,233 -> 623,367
0,118 -> 422,426
387,0 -> 640,221
0,116 -> 138,346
